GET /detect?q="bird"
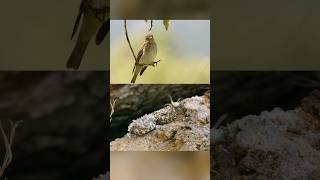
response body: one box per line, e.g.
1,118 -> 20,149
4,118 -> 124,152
131,34 -> 157,83
67,0 -> 109,70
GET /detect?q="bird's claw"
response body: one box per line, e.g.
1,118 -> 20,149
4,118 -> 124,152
151,60 -> 161,67
144,60 -> 161,67
137,60 -> 161,67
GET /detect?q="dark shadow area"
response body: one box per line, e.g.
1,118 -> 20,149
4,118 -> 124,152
0,71 -> 108,180
212,0 -> 320,70
212,71 -> 319,124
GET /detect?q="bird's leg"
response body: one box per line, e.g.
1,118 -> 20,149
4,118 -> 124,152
151,60 -> 161,67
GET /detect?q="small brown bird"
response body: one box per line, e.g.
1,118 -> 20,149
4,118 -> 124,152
67,0 -> 109,69
131,34 -> 157,83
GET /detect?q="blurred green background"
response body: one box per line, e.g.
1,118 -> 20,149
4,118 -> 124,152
110,20 -> 210,84
0,0 -> 109,70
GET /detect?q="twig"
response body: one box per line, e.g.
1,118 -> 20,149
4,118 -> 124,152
164,95 -> 181,109
213,114 -> 228,129
110,99 -> 117,122
0,120 -> 22,178
124,20 -> 137,62
149,20 -> 153,31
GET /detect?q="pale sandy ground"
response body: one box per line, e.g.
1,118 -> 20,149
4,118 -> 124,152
111,152 -> 210,180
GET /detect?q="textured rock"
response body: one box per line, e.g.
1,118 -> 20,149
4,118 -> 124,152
212,89 -> 320,179
110,84 -> 209,132
128,114 -> 156,135
110,95 -> 210,151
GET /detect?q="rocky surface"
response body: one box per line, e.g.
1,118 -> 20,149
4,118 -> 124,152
212,89 -> 320,179
110,84 -> 209,141
111,95 -> 210,151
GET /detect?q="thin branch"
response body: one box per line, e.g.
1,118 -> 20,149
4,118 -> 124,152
0,120 -> 22,178
0,121 -> 9,178
149,20 -> 153,31
124,20 -> 137,62
110,99 -> 117,122
213,114 -> 228,129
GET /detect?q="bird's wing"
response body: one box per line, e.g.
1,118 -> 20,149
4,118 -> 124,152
132,42 -> 146,73
71,1 -> 85,39
136,43 -> 145,63
95,18 -> 110,45
139,66 -> 147,75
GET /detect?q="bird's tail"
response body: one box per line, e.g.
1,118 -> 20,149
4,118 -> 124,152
66,40 -> 89,69
131,65 -> 141,83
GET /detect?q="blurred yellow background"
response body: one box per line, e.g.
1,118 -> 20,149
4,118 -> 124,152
110,20 -> 210,84
111,152 -> 210,180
